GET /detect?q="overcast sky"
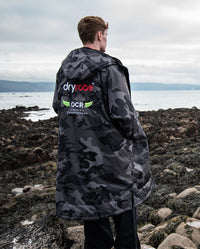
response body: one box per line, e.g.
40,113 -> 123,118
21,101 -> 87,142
0,0 -> 200,84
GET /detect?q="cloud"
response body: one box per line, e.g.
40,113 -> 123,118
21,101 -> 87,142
0,0 -> 200,84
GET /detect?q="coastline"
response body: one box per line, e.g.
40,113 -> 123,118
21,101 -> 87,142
0,106 -> 200,248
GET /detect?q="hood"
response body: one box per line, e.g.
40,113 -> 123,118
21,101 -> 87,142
61,47 -> 118,81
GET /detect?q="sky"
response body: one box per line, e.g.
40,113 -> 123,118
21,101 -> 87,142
0,0 -> 200,84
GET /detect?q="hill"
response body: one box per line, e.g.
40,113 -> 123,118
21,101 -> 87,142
0,80 -> 200,92
131,82 -> 200,90
0,80 -> 55,92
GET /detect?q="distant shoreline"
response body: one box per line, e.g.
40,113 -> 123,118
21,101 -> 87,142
0,80 -> 200,92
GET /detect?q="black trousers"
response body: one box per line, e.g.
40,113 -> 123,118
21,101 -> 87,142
84,209 -> 141,249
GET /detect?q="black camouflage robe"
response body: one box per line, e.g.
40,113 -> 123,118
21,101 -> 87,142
53,47 -> 154,220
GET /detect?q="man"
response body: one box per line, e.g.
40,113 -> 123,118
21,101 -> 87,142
53,16 -> 154,249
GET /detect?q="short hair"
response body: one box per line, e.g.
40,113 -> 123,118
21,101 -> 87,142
78,16 -> 108,44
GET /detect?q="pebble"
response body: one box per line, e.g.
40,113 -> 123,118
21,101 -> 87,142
11,188 -> 24,196
141,245 -> 156,249
21,220 -> 34,226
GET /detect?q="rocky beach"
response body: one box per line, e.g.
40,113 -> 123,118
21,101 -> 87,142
0,106 -> 200,249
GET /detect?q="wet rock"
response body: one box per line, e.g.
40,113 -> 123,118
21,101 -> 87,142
0,178 -> 56,234
0,214 -> 74,249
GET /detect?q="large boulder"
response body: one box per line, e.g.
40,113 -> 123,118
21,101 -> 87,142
176,218 -> 200,248
157,233 -> 197,249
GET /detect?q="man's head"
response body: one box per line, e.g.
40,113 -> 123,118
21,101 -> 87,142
78,16 -> 108,52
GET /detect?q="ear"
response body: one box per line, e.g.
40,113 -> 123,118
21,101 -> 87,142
97,31 -> 102,41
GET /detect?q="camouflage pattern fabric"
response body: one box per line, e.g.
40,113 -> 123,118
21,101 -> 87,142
53,47 -> 154,220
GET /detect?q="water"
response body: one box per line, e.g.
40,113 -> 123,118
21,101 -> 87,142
0,90 -> 200,121
132,90 -> 200,111
0,92 -> 55,121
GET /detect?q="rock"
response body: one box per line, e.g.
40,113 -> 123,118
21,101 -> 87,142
33,147 -> 45,156
138,224 -> 155,234
23,184 -> 45,192
156,208 -> 172,220
167,197 -> 198,217
148,230 -> 167,248
11,188 -> 24,196
0,214 -> 74,249
54,127 -> 59,134
187,218 -> 200,229
138,224 -> 155,242
186,167 -> 195,172
167,162 -> 186,175
164,216 -> 187,234
168,192 -> 177,198
169,135 -> 176,141
177,126 -> 187,134
67,225 -> 84,249
176,218 -> 200,248
177,187 -> 200,198
21,220 -> 34,226
12,184 -> 47,195
193,206 -> 200,219
50,148 -> 58,159
23,185 -> 32,192
157,233 -> 197,249
149,208 -> 172,225
145,186 -> 171,209
162,168 -> 177,177
141,244 -> 156,249
21,124 -> 29,131
0,183 -> 56,234
5,144 -> 16,152
154,223 -> 168,232
31,215 -> 37,221
137,204 -> 154,225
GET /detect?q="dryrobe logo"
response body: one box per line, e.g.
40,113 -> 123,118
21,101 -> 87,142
62,99 -> 93,108
63,82 -> 94,93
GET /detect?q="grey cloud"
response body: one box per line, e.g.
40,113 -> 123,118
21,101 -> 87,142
0,0 -> 200,84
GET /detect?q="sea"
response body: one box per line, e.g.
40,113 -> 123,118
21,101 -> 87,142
0,90 -> 200,122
